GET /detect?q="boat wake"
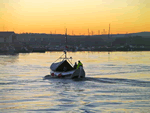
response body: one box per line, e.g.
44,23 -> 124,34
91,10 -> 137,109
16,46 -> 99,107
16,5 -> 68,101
43,75 -> 150,87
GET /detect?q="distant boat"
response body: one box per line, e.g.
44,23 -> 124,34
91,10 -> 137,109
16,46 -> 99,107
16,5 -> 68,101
49,29 -> 85,79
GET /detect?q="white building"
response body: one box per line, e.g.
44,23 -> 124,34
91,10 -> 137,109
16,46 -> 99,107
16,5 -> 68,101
0,31 -> 16,43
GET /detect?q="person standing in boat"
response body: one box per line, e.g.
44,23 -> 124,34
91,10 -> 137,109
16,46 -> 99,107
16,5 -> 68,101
74,62 -> 77,69
77,60 -> 83,69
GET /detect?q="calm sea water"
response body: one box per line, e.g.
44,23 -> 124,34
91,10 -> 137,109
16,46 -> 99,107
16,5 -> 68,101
0,51 -> 150,113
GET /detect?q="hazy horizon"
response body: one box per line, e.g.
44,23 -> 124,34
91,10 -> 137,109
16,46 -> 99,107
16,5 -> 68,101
1,31 -> 150,36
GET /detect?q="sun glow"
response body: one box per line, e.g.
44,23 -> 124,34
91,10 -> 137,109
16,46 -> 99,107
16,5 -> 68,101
0,0 -> 150,34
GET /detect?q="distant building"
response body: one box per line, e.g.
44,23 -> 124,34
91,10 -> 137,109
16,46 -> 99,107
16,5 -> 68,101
0,31 -> 16,43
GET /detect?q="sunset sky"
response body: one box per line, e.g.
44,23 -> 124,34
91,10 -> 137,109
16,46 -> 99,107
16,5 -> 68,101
0,0 -> 150,35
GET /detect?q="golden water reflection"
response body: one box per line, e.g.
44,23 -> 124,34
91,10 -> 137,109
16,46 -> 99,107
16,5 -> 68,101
0,51 -> 150,112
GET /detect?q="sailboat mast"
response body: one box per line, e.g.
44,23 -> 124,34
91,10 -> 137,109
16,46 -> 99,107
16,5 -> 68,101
65,28 -> 67,58
65,28 -> 67,44
108,24 -> 110,38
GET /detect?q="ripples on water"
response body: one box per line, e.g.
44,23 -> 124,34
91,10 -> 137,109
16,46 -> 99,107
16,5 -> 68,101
0,52 -> 150,113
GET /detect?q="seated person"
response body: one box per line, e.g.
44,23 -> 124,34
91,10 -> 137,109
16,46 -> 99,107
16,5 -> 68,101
63,67 -> 67,72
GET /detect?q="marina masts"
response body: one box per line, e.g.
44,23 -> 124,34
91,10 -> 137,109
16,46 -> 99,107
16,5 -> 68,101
108,24 -> 110,38
65,28 -> 67,45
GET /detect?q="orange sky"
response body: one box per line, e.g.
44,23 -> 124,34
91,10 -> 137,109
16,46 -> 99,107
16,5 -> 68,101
0,0 -> 150,35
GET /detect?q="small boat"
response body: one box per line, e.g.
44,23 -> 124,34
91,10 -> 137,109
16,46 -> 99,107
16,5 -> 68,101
49,29 -> 85,79
50,50 -> 85,79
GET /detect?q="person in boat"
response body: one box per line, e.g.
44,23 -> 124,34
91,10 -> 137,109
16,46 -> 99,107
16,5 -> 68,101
63,66 -> 67,72
77,60 -> 83,69
73,62 -> 77,69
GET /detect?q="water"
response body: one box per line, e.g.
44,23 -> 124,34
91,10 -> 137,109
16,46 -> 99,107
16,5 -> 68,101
0,51 -> 150,113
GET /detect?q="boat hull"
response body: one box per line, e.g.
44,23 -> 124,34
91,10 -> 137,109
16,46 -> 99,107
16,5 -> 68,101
50,70 -> 75,77
50,67 -> 85,79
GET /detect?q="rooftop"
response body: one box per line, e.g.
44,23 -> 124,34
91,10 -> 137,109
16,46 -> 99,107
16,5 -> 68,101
0,31 -> 15,38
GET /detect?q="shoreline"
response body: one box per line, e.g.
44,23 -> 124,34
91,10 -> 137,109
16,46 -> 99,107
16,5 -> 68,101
0,49 -> 150,55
